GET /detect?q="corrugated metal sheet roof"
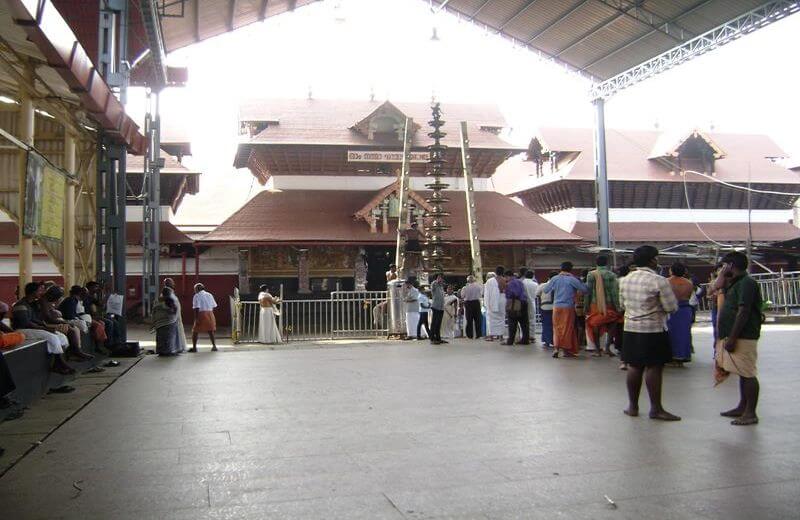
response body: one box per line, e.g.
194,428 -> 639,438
435,0 -> 793,80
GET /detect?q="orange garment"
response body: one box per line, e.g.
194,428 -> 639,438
91,320 -> 107,342
585,303 -> 622,346
668,276 -> 694,301
553,306 -> 578,355
193,310 -> 217,333
0,331 -> 26,350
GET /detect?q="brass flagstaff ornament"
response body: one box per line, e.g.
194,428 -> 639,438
424,103 -> 450,274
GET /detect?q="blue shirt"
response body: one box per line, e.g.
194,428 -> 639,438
544,273 -> 588,308
505,277 -> 527,302
418,294 -> 431,313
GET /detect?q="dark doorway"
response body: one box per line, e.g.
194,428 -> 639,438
365,246 -> 395,290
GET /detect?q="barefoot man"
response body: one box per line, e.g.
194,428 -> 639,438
619,245 -> 681,421
190,283 -> 218,352
716,252 -> 762,426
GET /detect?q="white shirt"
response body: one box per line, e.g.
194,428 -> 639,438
192,290 -> 217,312
523,278 -> 539,309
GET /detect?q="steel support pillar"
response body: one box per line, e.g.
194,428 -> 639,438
96,0 -> 128,341
64,133 -> 77,287
142,90 -> 162,317
459,122 -> 483,281
593,98 -> 611,250
96,135 -> 127,342
394,118 -> 414,278
17,67 -> 34,289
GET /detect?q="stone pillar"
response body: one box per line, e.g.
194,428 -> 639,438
18,68 -> 34,289
237,248 -> 251,294
297,249 -> 311,294
524,247 -> 536,273
354,247 -> 367,291
63,133 -> 76,287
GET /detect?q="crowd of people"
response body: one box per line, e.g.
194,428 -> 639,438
393,245 -> 763,426
0,280 -> 125,375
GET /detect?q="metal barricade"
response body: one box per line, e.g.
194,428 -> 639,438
699,271 -> 800,316
232,289 -> 389,343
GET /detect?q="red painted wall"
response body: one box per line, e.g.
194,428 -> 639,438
125,274 -> 238,327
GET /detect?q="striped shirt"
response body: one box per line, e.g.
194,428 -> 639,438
619,267 -> 678,333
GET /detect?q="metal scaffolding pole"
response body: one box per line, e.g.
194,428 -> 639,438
142,90 -> 162,317
459,121 -> 483,281
395,117 -> 414,277
593,98 -> 611,250
96,0 -> 129,342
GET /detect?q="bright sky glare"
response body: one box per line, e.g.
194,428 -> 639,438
126,0 -> 800,225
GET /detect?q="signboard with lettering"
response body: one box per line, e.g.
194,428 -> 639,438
23,151 -> 66,241
347,150 -> 428,163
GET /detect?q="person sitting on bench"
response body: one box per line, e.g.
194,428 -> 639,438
11,283 -> 75,375
40,286 -> 93,361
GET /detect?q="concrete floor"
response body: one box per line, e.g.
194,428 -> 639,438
1,326 -> 799,519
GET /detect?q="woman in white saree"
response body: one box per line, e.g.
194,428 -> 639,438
257,284 -> 282,344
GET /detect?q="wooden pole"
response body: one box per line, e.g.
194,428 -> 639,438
18,66 -> 34,289
64,133 -> 76,287
459,121 -> 483,281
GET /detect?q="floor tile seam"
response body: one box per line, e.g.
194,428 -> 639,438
208,486 -> 397,509
605,476 -> 800,508
0,356 -> 145,481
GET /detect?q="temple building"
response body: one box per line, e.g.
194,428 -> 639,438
492,127 -> 800,271
200,99 -> 583,295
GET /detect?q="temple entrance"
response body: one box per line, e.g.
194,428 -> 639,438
364,246 -> 395,290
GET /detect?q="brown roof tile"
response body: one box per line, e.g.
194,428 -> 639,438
201,189 -> 581,244
238,98 -> 519,150
495,128 -> 800,194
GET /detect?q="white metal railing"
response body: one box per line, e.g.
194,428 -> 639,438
696,271 -> 800,315
232,289 -> 389,343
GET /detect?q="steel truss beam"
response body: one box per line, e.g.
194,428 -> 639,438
580,0 -> 714,73
139,0 -> 169,90
590,0 -> 800,99
593,0 -> 694,42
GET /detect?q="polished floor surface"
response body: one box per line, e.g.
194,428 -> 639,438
1,326 -> 798,519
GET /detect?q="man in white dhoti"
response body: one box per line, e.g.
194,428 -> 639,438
403,280 -> 420,340
522,270 -> 539,344
483,267 -> 505,342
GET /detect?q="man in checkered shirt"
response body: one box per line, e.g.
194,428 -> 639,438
619,245 -> 681,421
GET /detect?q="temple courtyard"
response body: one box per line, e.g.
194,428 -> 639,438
1,325 -> 799,519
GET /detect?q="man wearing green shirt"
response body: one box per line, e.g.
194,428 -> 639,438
716,252 -> 762,426
584,255 -> 622,357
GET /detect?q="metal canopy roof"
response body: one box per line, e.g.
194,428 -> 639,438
433,1 -> 796,81
156,0 -> 320,53
147,1 -> 798,97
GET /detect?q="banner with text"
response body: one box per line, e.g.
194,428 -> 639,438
23,151 -> 66,241
347,150 -> 429,163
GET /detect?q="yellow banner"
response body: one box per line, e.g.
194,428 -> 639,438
38,164 -> 65,240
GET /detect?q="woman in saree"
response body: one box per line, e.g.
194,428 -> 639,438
666,262 -> 694,366
257,285 -> 282,344
441,285 -> 459,340
152,287 -> 183,356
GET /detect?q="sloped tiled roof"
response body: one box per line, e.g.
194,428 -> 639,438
534,128 -> 797,184
201,189 -> 581,244
238,98 -> 517,150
